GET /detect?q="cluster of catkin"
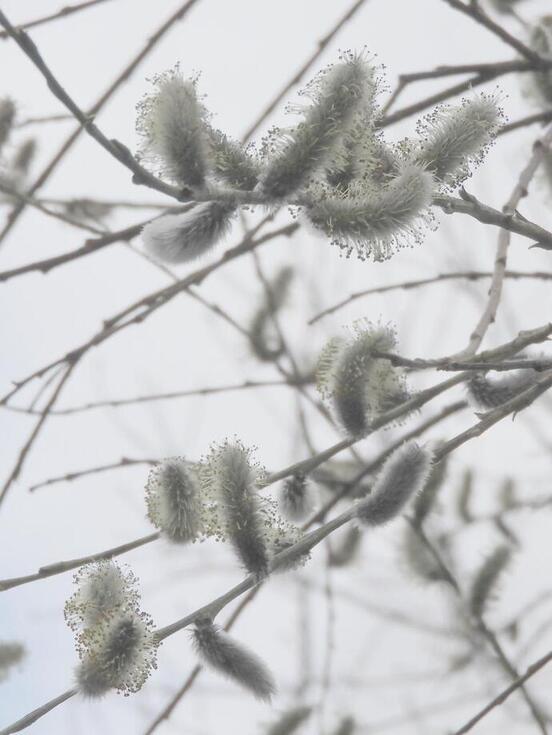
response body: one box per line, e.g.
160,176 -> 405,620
138,52 -> 503,265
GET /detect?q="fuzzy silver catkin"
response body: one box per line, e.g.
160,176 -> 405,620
204,442 -> 269,577
317,322 -> 407,437
259,53 -> 377,199
142,201 -> 236,264
306,162 -> 434,261
267,706 -> 312,735
530,16 -> 552,105
0,98 -> 15,153
208,128 -> 260,190
356,442 -> 433,527
278,473 -> 316,522
192,619 -> 276,701
76,611 -> 157,698
0,642 -> 24,683
467,370 -> 537,409
415,94 -> 502,188
137,72 -> 211,188
145,458 -> 202,543
469,546 -> 511,618
64,561 -> 139,631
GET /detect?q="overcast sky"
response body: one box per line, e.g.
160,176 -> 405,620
2,1 -> 552,733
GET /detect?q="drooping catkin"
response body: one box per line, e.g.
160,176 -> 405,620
467,370 -> 537,409
278,473 -> 316,522
0,641 -> 25,682
469,545 -> 511,618
415,94 -> 502,188
259,52 -> 377,199
141,201 -> 236,264
137,71 -> 211,188
203,441 -> 269,577
306,162 -> 434,261
64,561 -> 140,631
0,98 -> 15,153
12,138 -> 36,175
76,610 -> 157,697
145,458 -> 202,543
192,619 -> 276,701
316,322 -> 407,437
249,266 -> 293,361
266,706 -> 312,735
356,442 -> 433,526
208,128 -> 260,190
529,16 -> 552,105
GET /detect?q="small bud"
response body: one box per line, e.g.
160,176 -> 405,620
415,94 -> 503,188
137,71 -> 211,188
316,321 -> 407,437
64,561 -> 139,631
306,162 -> 434,261
12,138 -> 36,174
0,641 -> 25,682
145,458 -> 203,543
192,619 -> 276,701
202,441 -> 269,577
76,611 -> 157,697
267,706 -> 312,735
278,473 -> 316,522
142,201 -> 236,264
0,98 -> 15,153
469,545 -> 511,618
259,52 -> 377,199
356,442 -> 433,527
467,370 -> 537,409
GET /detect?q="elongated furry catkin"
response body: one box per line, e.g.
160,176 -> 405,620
76,611 -> 157,697
0,642 -> 24,682
203,442 -> 269,577
0,98 -> 15,153
467,370 -> 537,409
64,561 -> 139,630
317,322 -> 407,437
356,442 -> 433,526
137,72 -> 210,188
192,619 -> 276,701
142,202 -> 236,264
145,458 -> 203,543
469,545 -> 511,618
416,94 -> 502,187
259,53 -> 377,199
306,162 -> 434,261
